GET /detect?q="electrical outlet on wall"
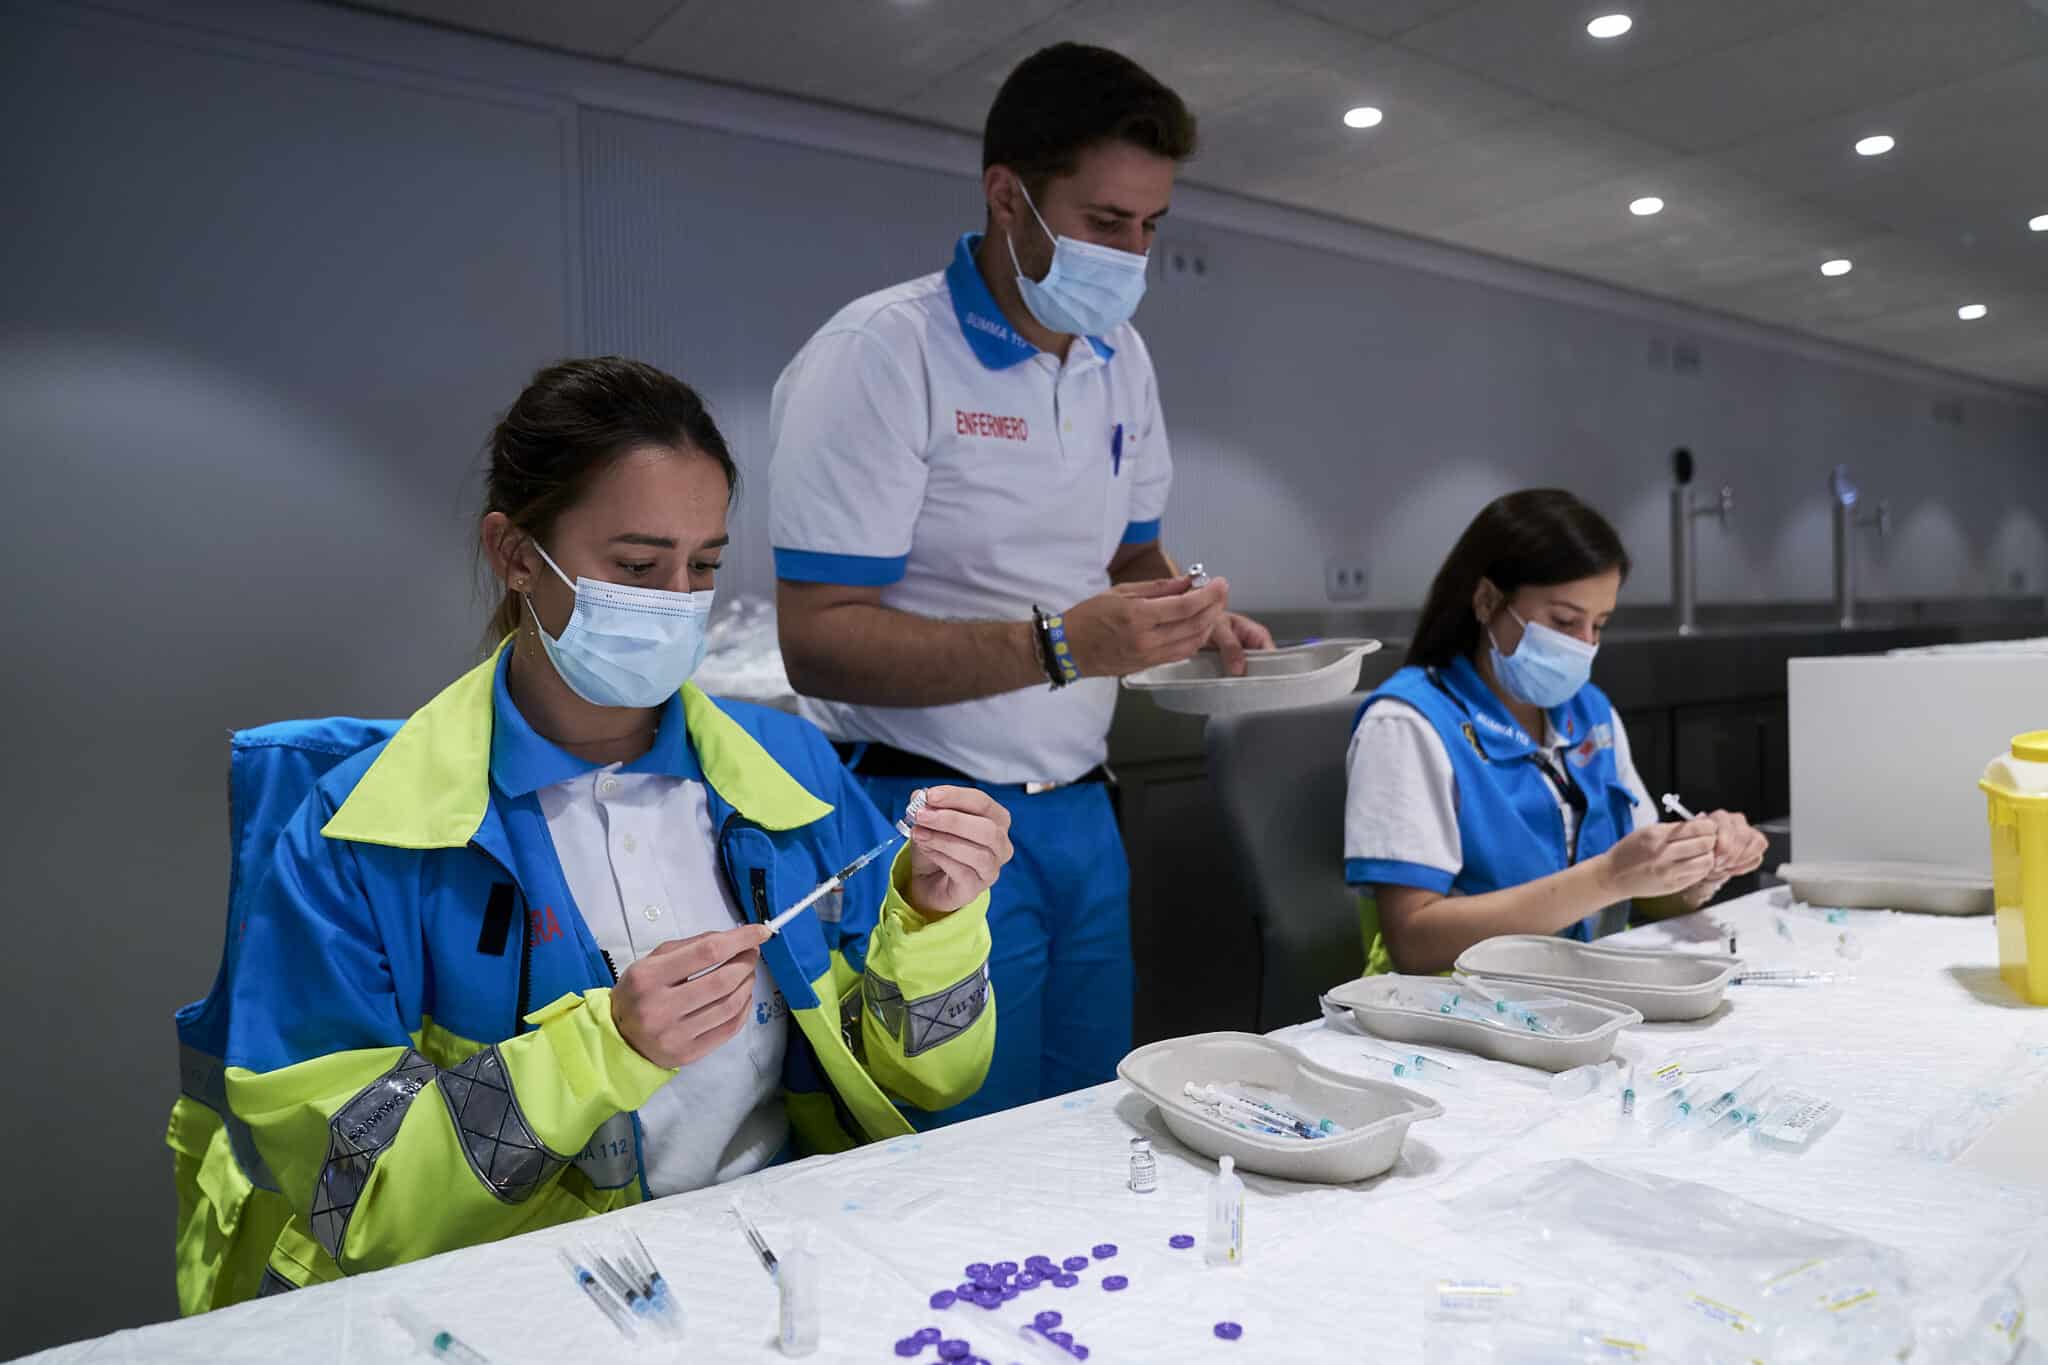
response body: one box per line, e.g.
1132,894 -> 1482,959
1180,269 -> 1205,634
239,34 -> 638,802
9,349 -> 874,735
1325,558 -> 1370,601
1157,238 -> 1211,285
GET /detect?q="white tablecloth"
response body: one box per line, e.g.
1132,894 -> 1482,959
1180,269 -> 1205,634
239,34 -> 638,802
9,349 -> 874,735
34,891 -> 2048,1363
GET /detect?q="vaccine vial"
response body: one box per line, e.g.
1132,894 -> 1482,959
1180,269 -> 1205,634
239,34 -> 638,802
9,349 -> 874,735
776,1227 -> 819,1356
1127,1137 -> 1157,1194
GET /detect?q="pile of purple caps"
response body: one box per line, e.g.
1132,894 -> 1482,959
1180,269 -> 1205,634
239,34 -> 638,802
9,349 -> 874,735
929,1245 -> 1121,1313
1021,1308 -> 1091,1361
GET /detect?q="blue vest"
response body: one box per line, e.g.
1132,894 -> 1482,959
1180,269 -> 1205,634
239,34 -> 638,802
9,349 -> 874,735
1360,654 -> 1639,942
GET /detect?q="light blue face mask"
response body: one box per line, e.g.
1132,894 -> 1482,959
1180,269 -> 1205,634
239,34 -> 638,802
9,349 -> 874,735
1489,607 -> 1597,711
525,542 -> 714,709
1005,180 -> 1150,338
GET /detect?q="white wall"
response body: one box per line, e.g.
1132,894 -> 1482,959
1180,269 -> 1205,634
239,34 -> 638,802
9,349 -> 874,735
2,0 -> 2045,1354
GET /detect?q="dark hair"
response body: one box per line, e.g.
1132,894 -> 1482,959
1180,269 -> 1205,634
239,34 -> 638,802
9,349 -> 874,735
481,356 -> 737,643
983,43 -> 1197,192
1407,490 -> 1632,669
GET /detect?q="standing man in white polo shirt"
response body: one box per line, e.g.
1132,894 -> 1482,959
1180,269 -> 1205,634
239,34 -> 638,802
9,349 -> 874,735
768,43 -> 1271,1122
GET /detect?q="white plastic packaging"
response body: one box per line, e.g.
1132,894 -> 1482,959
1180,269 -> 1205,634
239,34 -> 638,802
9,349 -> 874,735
1206,1154 -> 1244,1268
1753,1089 -> 1843,1151
775,1227 -> 818,1356
1548,1063 -> 1609,1100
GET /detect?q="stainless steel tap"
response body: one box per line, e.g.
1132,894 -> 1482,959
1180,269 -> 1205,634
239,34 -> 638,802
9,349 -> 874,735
1830,464 -> 1891,628
1670,448 -> 1733,635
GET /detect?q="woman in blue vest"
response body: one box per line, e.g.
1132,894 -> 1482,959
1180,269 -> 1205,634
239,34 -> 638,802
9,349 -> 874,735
1344,489 -> 1767,975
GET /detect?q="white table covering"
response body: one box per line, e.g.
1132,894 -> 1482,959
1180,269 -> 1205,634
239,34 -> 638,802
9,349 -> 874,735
34,891 -> 2048,1363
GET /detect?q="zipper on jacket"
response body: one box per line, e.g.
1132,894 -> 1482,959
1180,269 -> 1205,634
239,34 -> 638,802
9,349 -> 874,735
600,949 -> 620,984
514,888 -> 534,1034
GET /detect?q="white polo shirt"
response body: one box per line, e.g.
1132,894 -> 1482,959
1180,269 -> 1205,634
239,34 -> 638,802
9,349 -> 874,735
768,233 -> 1173,784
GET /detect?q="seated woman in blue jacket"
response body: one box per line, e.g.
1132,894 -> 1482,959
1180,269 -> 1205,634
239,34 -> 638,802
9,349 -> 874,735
1344,489 -> 1767,975
178,357 -> 1012,1307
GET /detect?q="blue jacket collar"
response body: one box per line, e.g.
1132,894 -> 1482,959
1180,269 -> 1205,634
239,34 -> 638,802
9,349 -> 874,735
1436,654 -> 1578,761
488,648 -> 700,797
944,232 -> 1114,370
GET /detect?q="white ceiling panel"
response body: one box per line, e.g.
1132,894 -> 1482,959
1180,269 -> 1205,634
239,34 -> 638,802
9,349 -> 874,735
1280,109 -> 1670,235
343,0 -> 688,58
1394,0 -> 1863,105
1271,0 -> 1483,41
626,0 -> 1081,109
1562,0 -> 2048,153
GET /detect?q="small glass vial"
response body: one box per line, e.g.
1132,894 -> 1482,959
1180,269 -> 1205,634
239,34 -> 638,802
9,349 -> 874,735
1127,1137 -> 1157,1194
776,1227 -> 819,1356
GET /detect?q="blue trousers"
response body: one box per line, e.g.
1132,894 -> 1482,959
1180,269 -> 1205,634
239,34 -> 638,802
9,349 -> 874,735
855,774 -> 1133,1125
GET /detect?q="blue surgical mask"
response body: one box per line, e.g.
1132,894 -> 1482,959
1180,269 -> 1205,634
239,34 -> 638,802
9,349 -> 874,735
525,543 -> 713,709
1489,608 -> 1597,710
1005,181 -> 1149,338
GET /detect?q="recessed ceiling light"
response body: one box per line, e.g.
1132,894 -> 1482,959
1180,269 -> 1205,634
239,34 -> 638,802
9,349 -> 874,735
1586,13 -> 1633,38
2030,213 -> 2048,232
1343,106 -> 1384,129
1854,134 -> 1896,157
1957,303 -> 1988,320
1628,196 -> 1664,216
1820,258 -> 1853,276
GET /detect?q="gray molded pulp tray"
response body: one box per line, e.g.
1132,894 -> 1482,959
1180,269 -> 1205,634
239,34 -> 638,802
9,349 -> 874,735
1453,935 -> 1740,1022
1117,1031 -> 1441,1184
1776,861 -> 1992,916
1323,974 -> 1641,1073
1121,638 -> 1381,716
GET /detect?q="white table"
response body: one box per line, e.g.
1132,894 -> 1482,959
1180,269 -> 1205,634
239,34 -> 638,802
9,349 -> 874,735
35,891 -> 2048,1363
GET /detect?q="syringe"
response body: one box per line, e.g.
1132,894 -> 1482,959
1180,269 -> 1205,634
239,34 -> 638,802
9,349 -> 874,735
686,792 -> 928,981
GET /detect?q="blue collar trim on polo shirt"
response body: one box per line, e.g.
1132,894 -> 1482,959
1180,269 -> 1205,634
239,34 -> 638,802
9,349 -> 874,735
488,647 -> 701,797
944,232 -> 1115,369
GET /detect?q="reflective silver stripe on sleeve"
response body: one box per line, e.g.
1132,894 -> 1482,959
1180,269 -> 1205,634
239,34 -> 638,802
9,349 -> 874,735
178,1042 -> 278,1191
310,1050 -> 436,1259
864,963 -> 991,1058
437,1045 -> 570,1204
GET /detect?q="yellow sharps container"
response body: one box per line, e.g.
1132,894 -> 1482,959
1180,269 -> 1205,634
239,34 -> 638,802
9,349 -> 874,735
1982,730 -> 2048,1005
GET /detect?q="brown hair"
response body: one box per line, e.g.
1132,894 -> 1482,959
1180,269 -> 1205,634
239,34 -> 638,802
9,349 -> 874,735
480,357 -> 736,644
983,43 -> 1197,195
1407,490 -> 1631,670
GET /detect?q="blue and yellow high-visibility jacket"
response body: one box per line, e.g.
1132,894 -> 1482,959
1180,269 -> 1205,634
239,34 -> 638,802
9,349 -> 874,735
167,643 -> 994,1311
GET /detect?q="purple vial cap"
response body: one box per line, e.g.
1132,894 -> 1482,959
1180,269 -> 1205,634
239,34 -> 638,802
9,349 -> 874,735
965,1263 -> 991,1279
1018,1276 -> 1042,1291
1214,1322 -> 1243,1341
1102,1275 -> 1128,1292
1034,1310 -> 1063,1330
1062,1256 -> 1089,1272
938,1340 -> 970,1361
1028,1254 -> 1056,1269
1169,1234 -> 1196,1249
994,1260 -> 1019,1275
894,1339 -> 922,1358
1000,1284 -> 1020,1300
974,1290 -> 1001,1309
956,1282 -> 976,1296
1091,1244 -> 1118,1259
1053,1274 -> 1079,1288
930,1291 -> 957,1310
1048,1331 -> 1074,1347
917,1328 -> 943,1345
1070,1348 -> 1090,1361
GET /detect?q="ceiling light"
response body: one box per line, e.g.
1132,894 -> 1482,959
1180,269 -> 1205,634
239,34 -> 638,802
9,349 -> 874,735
2030,213 -> 2048,232
1343,106 -> 1384,129
1628,196 -> 1664,216
1854,134 -> 1895,157
1957,303 -> 1988,320
1820,259 -> 1852,276
1586,14 -> 1633,38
